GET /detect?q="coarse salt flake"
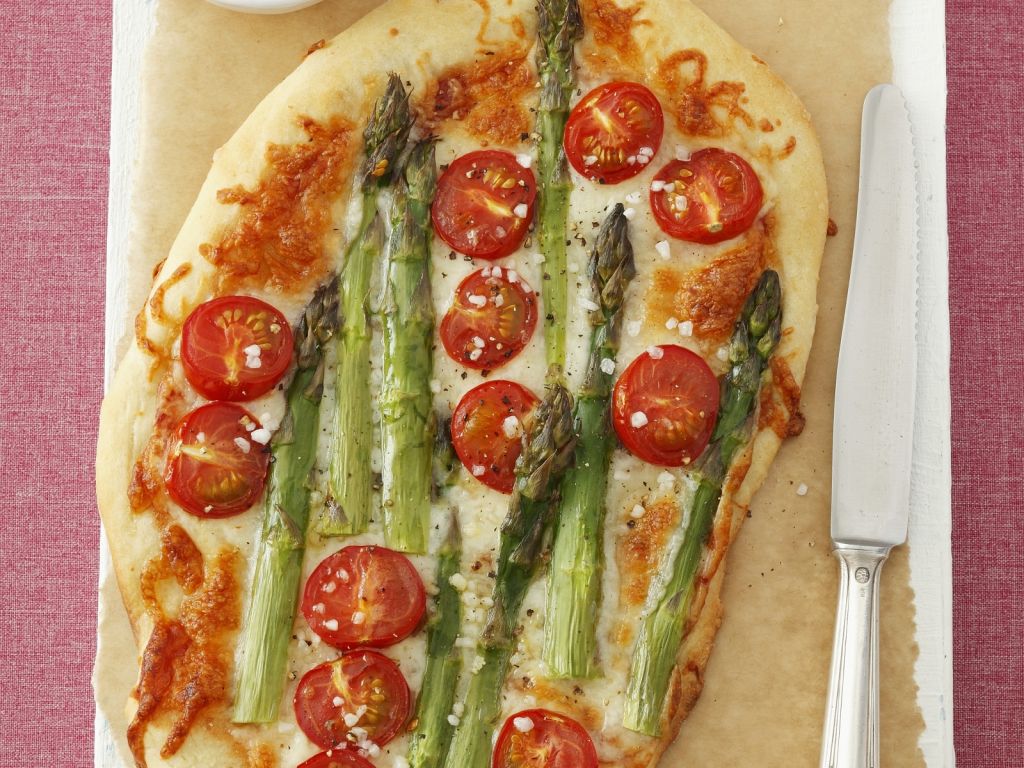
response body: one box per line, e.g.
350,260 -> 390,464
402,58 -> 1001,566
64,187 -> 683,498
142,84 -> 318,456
448,714 -> 461,726
323,619 -> 339,631
655,240 -> 671,260
469,348 -> 483,361
651,180 -> 666,192
467,293 -> 487,307
647,346 -> 664,360
623,207 -> 637,220
665,317 -> 679,330
233,437 -> 251,453
516,153 -> 533,168
243,344 -> 262,357
472,336 -> 485,349
250,428 -> 271,445
322,582 -> 337,594
429,379 -> 442,394
626,320 -> 641,337
678,320 -> 694,337
600,357 -> 615,375
245,356 -> 262,369
630,411 -> 649,428
502,415 -> 521,438
797,483 -> 809,496
513,203 -> 529,219
471,464 -> 486,477
312,603 -> 326,614
631,504 -> 646,519
352,611 -> 366,625
449,573 -> 468,591
332,696 -> 344,707
579,297 -> 600,312
584,154 -> 598,166
716,346 -> 730,361
513,717 -> 535,733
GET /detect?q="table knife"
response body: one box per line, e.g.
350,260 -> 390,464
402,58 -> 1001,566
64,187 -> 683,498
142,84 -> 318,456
819,84 -> 918,768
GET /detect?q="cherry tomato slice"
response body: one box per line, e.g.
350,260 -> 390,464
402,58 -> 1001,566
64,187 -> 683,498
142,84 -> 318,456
612,345 -> 720,467
164,402 -> 269,517
451,380 -> 539,493
432,150 -> 537,260
180,295 -> 294,401
649,148 -> 764,244
301,546 -> 426,650
294,651 -> 411,750
440,266 -> 537,370
493,709 -> 599,768
298,751 -> 375,768
564,81 -> 665,185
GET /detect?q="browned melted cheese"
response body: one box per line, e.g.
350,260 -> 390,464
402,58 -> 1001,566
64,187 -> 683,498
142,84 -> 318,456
128,377 -> 186,518
616,498 -> 680,628
581,0 -> 649,74
420,46 -> 533,147
647,224 -> 767,346
514,679 -> 604,733
128,549 -> 243,766
758,355 -> 805,438
656,49 -> 754,137
199,115 -> 355,294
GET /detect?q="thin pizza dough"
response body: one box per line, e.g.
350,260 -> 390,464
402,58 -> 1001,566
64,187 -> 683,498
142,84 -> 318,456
96,0 -> 827,766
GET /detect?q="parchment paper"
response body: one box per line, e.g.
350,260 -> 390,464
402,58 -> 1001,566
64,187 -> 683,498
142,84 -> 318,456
97,0 -> 925,765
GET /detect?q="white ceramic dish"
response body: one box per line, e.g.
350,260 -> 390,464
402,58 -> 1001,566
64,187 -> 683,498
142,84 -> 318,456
206,0 -> 324,14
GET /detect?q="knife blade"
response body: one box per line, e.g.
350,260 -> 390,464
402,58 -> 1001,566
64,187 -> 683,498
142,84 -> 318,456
819,84 -> 918,768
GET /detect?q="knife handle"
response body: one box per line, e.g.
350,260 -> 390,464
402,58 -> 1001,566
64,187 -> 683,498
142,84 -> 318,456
819,544 -> 890,768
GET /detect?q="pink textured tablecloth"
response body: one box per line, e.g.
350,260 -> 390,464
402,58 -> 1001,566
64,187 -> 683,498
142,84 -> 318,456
0,1 -> 1019,766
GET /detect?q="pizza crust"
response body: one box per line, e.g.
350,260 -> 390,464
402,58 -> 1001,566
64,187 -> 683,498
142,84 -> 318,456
96,0 -> 826,765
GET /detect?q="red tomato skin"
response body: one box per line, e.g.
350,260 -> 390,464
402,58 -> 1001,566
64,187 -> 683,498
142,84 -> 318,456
493,708 -> 599,768
298,751 -> 375,768
649,148 -> 764,244
451,380 -> 540,493
564,81 -> 665,185
294,651 -> 411,750
301,546 -> 427,650
432,150 -> 537,260
164,402 -> 269,518
440,267 -> 538,370
611,345 -> 720,467
180,295 -> 294,402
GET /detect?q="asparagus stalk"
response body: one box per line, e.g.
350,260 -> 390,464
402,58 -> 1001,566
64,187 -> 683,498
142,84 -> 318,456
535,0 -> 583,376
442,384 -> 576,768
233,280 -> 339,723
379,140 -> 438,553
622,270 -> 783,736
543,204 -> 635,678
407,517 -> 463,768
322,73 -> 413,536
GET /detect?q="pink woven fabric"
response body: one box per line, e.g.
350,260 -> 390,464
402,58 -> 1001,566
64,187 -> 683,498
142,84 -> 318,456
947,1 -> 1024,766
0,1 -> 1019,766
0,2 -> 111,767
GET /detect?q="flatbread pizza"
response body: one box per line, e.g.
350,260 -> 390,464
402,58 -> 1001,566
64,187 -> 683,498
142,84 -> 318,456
96,0 -> 827,766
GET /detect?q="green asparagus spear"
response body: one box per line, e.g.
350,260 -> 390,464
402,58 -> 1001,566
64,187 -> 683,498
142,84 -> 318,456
407,517 -> 463,768
379,140 -> 437,553
535,0 -> 583,376
543,204 -> 635,678
233,279 -> 339,723
442,384 -> 576,768
322,73 -> 413,536
622,270 -> 783,736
